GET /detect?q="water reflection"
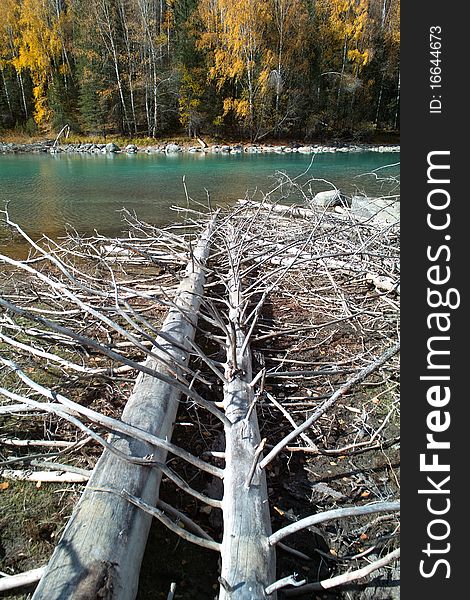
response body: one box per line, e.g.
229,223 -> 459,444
0,151 -> 399,252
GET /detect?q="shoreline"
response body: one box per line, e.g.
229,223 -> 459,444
0,139 -> 400,156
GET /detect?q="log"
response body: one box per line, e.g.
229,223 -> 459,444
0,438 -> 79,448
237,199 -> 316,219
1,469 -> 90,483
219,225 -> 276,599
197,136 -> 208,148
32,215 -> 217,600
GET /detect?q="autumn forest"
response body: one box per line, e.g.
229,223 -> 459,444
0,0 -> 400,142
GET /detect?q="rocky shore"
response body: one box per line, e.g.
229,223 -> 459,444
0,139 -> 400,156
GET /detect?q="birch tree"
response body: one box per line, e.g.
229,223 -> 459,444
197,0 -> 272,137
91,0 -> 131,134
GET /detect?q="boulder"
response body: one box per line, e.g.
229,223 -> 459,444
351,196 -> 399,225
165,143 -> 181,153
311,189 -> 352,208
105,142 -> 120,153
125,144 -> 137,153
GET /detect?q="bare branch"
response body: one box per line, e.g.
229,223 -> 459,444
260,342 -> 400,469
0,298 -> 229,426
283,547 -> 400,596
0,364 -> 224,478
91,487 -> 221,552
269,502 -> 400,546
0,567 -> 46,593
265,574 -> 307,595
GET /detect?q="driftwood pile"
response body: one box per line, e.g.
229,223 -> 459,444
0,191 -> 400,598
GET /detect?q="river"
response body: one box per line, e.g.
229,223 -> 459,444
0,150 -> 399,245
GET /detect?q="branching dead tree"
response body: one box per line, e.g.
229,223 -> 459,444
1,185 -> 400,598
217,223 -> 276,599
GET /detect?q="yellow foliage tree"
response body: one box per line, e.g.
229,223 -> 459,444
13,0 -> 65,127
197,0 -> 272,135
318,0 -> 372,71
0,0 -> 28,117
316,0 -> 374,111
0,0 -> 18,64
270,0 -> 312,119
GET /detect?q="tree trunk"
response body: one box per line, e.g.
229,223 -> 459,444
337,35 -> 348,109
218,225 -> 276,599
17,71 -> 28,118
32,215 -> 218,600
97,0 -> 130,135
393,72 -> 400,129
119,0 -> 138,134
1,67 -> 13,116
375,76 -> 384,126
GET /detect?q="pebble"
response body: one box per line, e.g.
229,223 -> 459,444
0,140 -> 400,155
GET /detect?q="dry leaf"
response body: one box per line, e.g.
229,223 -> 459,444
0,481 -> 9,491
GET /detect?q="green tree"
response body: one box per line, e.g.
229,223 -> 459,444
71,0 -> 114,134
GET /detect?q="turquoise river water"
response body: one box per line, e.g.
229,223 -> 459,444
0,151 -> 399,244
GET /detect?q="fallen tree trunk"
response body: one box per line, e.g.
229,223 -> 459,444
219,225 -> 276,599
1,469 -> 90,483
32,215 -> 217,600
197,136 -> 208,148
237,199 -> 317,219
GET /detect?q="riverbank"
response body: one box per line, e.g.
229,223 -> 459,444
0,138 -> 400,156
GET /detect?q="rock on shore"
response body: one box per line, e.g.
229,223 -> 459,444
311,189 -> 352,208
0,139 -> 400,156
310,190 -> 399,226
